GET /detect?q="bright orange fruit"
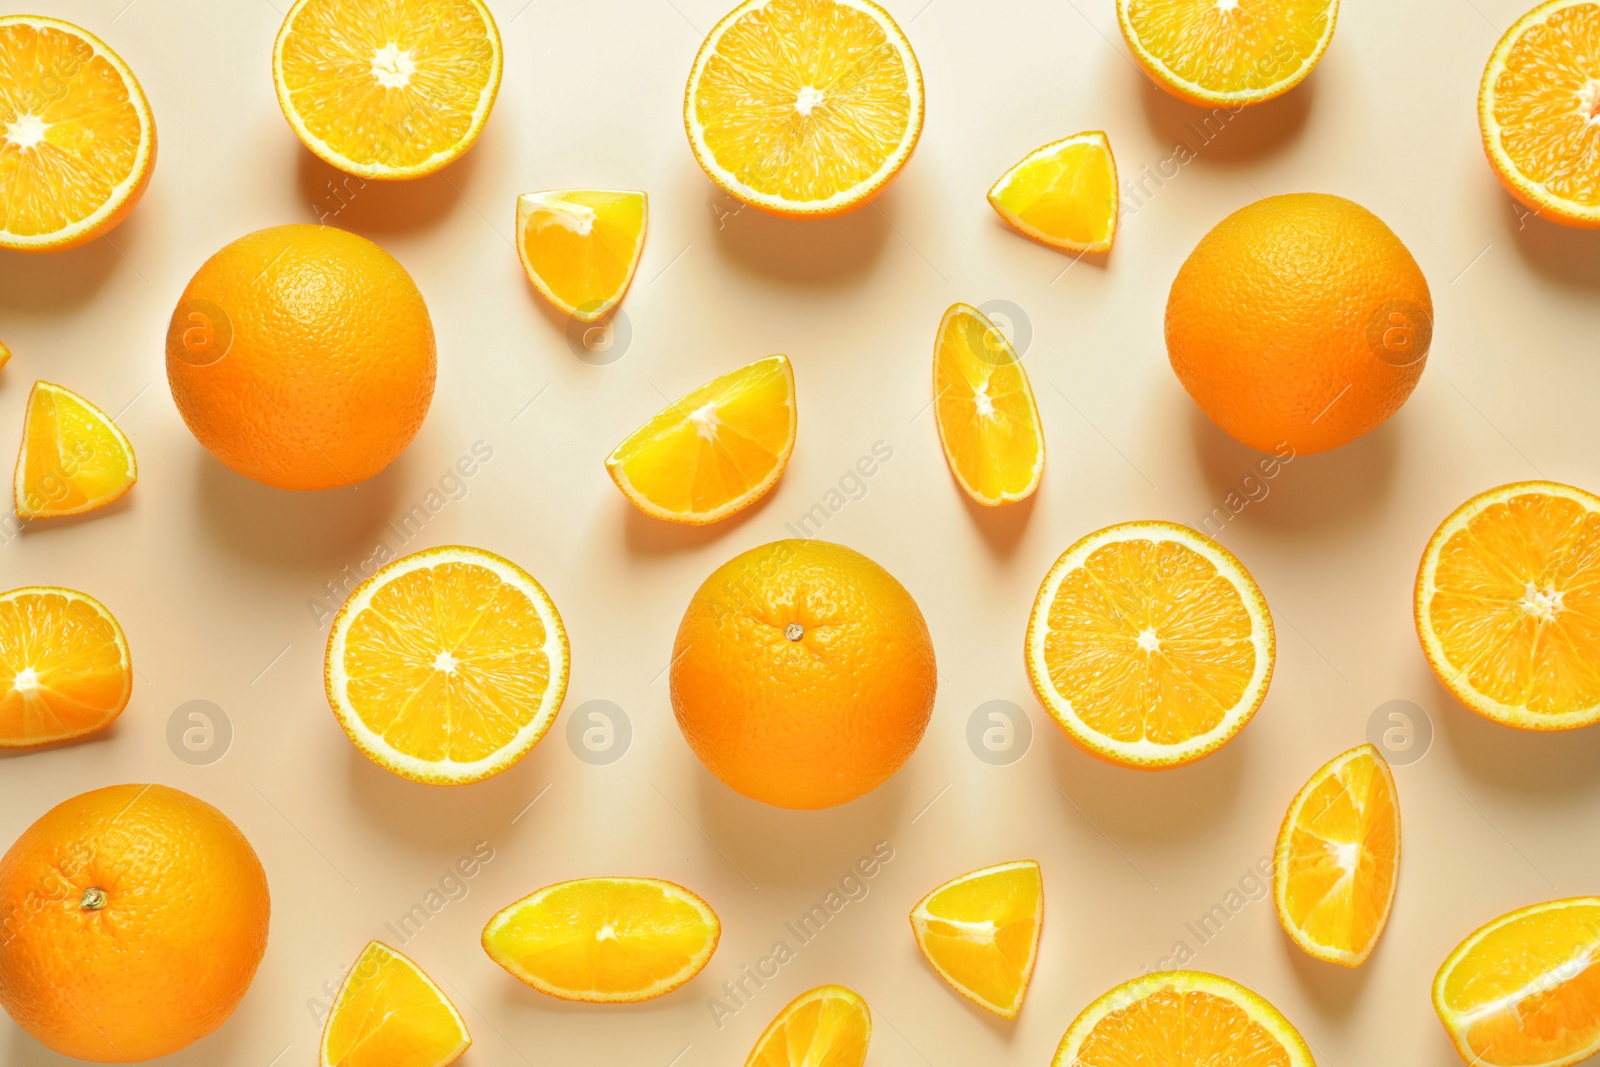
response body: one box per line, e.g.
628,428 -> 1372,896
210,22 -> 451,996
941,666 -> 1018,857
517,189 -> 646,321
934,304 -> 1044,506
322,942 -> 469,1067
911,860 -> 1042,1018
745,985 -> 870,1067
0,586 -> 130,749
988,132 -> 1118,254
1118,0 -> 1338,107
13,381 -> 136,518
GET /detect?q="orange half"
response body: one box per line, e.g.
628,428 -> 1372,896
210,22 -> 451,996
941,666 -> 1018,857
321,942 -> 469,1067
14,381 -> 137,519
0,586 -> 131,748
745,985 -> 870,1067
988,132 -> 1118,253
934,304 -> 1044,507
516,190 -> 646,322
910,860 -> 1042,1019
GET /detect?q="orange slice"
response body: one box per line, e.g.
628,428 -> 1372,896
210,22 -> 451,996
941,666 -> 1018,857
605,354 -> 795,524
1117,0 -> 1338,108
14,381 -> 136,519
482,877 -> 719,1003
1054,971 -> 1316,1067
0,342 -> 9,370
934,303 -> 1044,506
1025,521 -> 1275,769
988,132 -> 1118,254
1434,897 -> 1600,1067
324,545 -> 569,784
0,586 -> 130,748
684,0 -> 923,216
1274,744 -> 1399,967
1415,481 -> 1600,730
0,16 -> 155,252
745,985 -> 870,1067
273,0 -> 502,180
322,942 -> 469,1067
516,190 -> 646,322
910,860 -> 1042,1019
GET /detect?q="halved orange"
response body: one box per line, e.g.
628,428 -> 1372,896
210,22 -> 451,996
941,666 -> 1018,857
1026,521 -> 1274,768
324,545 -> 569,784
0,16 -> 155,252
1117,0 -> 1338,108
14,381 -> 137,519
481,877 -> 720,1003
684,0 -> 923,216
988,132 -> 1118,254
0,586 -> 130,748
745,985 -> 870,1067
1415,481 -> 1600,730
605,354 -> 795,524
321,942 -> 469,1067
934,303 -> 1044,507
1274,743 -> 1399,967
273,0 -> 502,180
910,860 -> 1042,1019
516,190 -> 646,322
1434,897 -> 1600,1067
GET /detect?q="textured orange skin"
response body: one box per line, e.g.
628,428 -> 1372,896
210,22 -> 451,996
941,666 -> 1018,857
0,784 -> 270,1062
671,540 -> 936,810
166,224 -> 436,490
1166,193 -> 1432,454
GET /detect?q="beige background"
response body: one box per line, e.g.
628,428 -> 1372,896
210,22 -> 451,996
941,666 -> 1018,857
3,0 -> 1599,1063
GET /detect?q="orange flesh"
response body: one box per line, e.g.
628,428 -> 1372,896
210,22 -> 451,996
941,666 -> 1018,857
914,864 -> 1040,1014
934,306 -> 1042,503
518,191 -> 644,318
17,383 -> 134,516
1490,3 -> 1600,208
992,138 -> 1117,249
323,944 -> 467,1067
1074,987 -> 1293,1065
1123,0 -> 1334,97
0,590 -> 128,746
747,988 -> 870,1067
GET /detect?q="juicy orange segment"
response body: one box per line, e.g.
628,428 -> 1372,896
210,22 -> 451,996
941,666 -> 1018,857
745,985 -> 870,1067
1415,481 -> 1600,730
516,190 -> 646,322
482,878 -> 719,1003
1434,897 -> 1600,1067
1117,0 -> 1338,107
321,942 -> 469,1067
0,586 -> 130,749
1274,744 -> 1399,967
910,860 -> 1042,1019
0,343 -> 10,370
14,381 -> 136,519
273,0 -> 502,180
324,545 -> 569,784
684,0 -> 923,216
988,132 -> 1118,254
934,304 -> 1044,506
606,354 -> 796,524
1025,521 -> 1275,768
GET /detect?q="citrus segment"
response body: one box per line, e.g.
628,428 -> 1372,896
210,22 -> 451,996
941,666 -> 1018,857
988,132 -> 1118,253
910,860 -> 1042,1019
0,342 -> 9,369
14,381 -> 136,518
745,985 -> 870,1067
517,189 -> 646,321
933,303 -> 1044,506
0,587 -> 130,748
321,942 -> 469,1067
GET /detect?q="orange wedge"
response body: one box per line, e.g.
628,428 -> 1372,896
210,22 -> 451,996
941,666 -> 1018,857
273,0 -> 502,180
516,190 -> 646,322
0,343 -> 9,369
1117,0 -> 1338,108
1415,481 -> 1600,730
605,354 -> 795,524
934,303 -> 1044,506
0,16 -> 155,252
684,0 -> 923,216
1054,971 -> 1316,1067
0,586 -> 130,748
745,985 -> 870,1067
1025,521 -> 1275,769
14,381 -> 136,519
321,942 -> 469,1067
910,860 -> 1042,1019
324,545 -> 569,785
1274,744 -> 1399,967
1434,897 -> 1600,1067
482,877 -> 719,1003
988,132 -> 1118,254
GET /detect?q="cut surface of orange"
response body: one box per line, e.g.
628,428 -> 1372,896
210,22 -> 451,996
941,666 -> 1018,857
1026,521 -> 1274,769
910,860 -> 1042,1019
1274,744 -> 1399,967
1117,0 -> 1338,108
1434,897 -> 1600,1067
273,0 -> 502,180
1416,481 -> 1600,730
324,545 -> 568,785
516,190 -> 646,322
0,586 -> 130,748
482,877 -> 719,1003
606,354 -> 795,524
321,942 -> 469,1067
745,984 -> 870,1067
1054,971 -> 1316,1067
0,342 -> 9,369
685,0 -> 923,216
934,303 -> 1044,507
0,16 -> 155,252
14,381 -> 136,519
988,132 -> 1118,253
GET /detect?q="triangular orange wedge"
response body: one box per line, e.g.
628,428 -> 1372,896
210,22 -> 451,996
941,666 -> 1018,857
1117,0 -> 1337,107
14,381 -> 137,518
988,132 -> 1118,253
517,190 -> 646,322
321,942 -> 470,1067
0,586 -> 131,748
910,860 -> 1042,1018
934,303 -> 1044,506
745,985 -> 870,1067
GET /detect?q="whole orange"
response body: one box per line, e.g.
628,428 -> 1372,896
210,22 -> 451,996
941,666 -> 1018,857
670,539 -> 936,810
1166,193 -> 1433,454
166,224 -> 436,490
0,784 -> 270,1062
